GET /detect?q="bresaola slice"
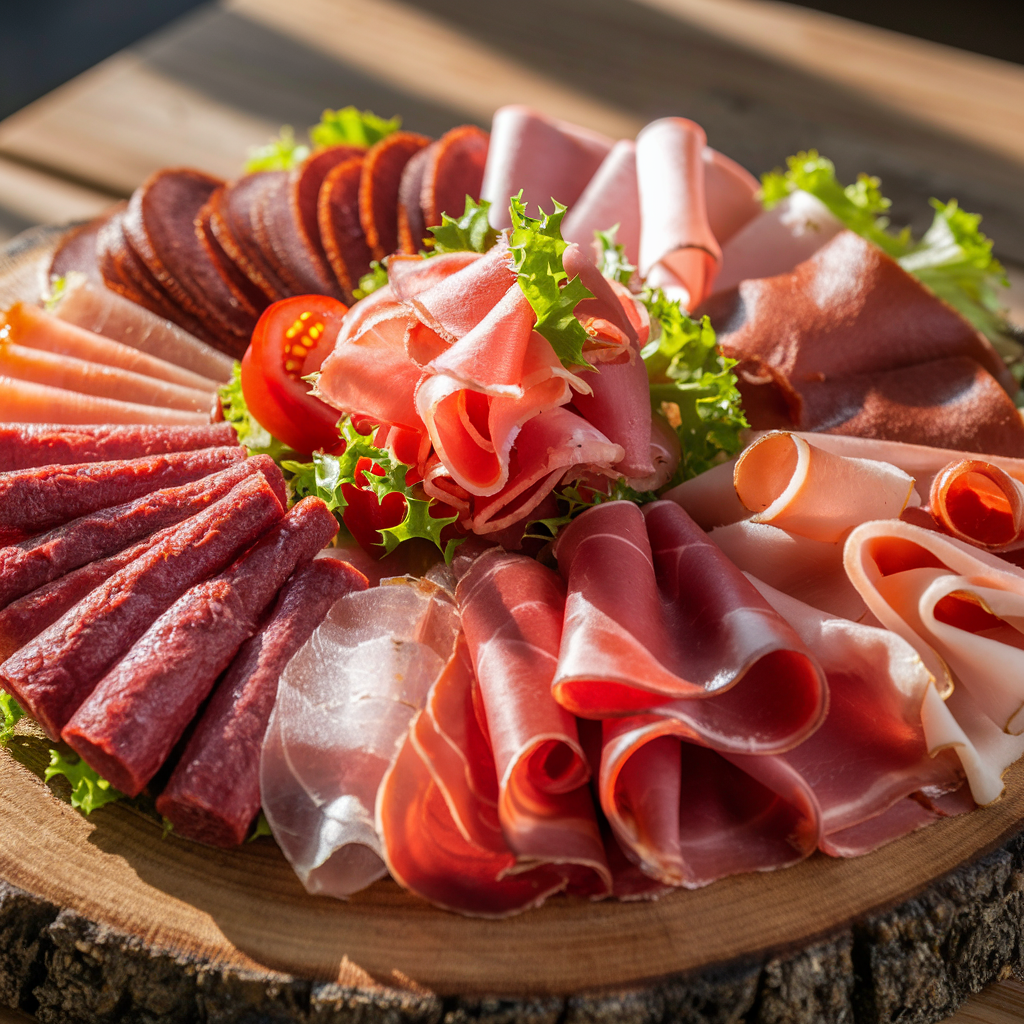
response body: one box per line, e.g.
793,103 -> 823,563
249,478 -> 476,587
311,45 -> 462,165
397,144 -> 434,254
359,132 -> 432,261
420,125 -> 489,231
318,156 -> 372,300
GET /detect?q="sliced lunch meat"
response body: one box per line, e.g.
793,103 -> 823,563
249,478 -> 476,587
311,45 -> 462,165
293,145 -> 364,273
49,208 -> 123,286
318,156 -> 372,300
397,143 -> 434,254
0,422 -> 237,472
157,556 -> 367,846
2,303 -> 218,394
51,275 -> 235,382
701,147 -> 761,248
63,496 -> 339,796
195,192 -> 268,321
359,131 -> 432,261
0,375 -> 210,428
0,341 -> 213,414
420,125 -> 489,232
551,500 -> 828,752
0,445 -> 244,536
0,472 -> 284,740
0,456 -> 282,610
928,459 -> 1024,550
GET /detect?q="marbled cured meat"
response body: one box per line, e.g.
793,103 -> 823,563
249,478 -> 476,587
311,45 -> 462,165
359,132 -> 432,262
420,125 -> 489,233
318,156 -> 372,300
62,496 -> 338,796
551,500 -> 827,753
0,422 -> 236,472
0,445 -> 245,536
195,192 -> 269,322
0,472 -> 283,739
0,455 -> 283,609
157,556 -> 367,847
49,207 -> 122,286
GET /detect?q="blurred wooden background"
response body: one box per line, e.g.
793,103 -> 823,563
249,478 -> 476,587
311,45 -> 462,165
0,0 -> 1023,1020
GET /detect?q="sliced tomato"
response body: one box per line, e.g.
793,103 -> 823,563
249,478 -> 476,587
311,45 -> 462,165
240,295 -> 349,455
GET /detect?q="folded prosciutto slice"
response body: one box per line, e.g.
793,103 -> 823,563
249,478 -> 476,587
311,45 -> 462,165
260,575 -> 460,897
749,577 -> 966,856
844,520 -> 1024,802
552,501 -> 827,752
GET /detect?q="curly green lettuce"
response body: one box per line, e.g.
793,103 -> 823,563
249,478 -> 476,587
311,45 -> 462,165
245,126 -> 311,173
524,479 -> 658,541
44,749 -> 124,815
0,693 -> 24,748
352,260 -> 389,300
218,364 -> 297,461
595,225 -> 636,287
428,197 -> 499,255
310,107 -> 400,149
283,419 -> 461,560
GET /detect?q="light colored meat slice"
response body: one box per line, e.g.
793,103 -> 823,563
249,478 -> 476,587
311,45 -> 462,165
702,147 -> 761,247
928,459 -> 1024,550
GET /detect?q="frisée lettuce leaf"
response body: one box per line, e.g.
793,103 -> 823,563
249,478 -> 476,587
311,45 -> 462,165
218,364 -> 297,461
245,126 -> 310,173
0,693 -> 24,747
310,107 -> 400,149
45,749 -> 124,815
428,197 -> 499,255
595,226 -> 637,287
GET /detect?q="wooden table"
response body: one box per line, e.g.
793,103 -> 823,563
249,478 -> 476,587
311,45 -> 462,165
0,1 -> 1023,1020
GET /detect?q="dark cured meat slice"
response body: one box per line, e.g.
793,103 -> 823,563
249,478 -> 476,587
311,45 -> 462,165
397,143 -> 435,254
0,472 -> 284,740
0,454 -> 282,662
195,193 -> 267,318
49,205 -> 124,286
0,456 -> 283,610
252,171 -> 344,300
0,422 -> 237,472
798,356 -> 1024,457
318,156 -> 372,300
359,131 -> 432,262
156,556 -> 367,846
221,173 -> 292,301
63,497 -> 340,796
0,446 -> 245,536
421,125 -> 489,230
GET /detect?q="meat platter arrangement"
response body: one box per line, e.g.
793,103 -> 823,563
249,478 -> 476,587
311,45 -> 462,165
3,98 -> 1024,940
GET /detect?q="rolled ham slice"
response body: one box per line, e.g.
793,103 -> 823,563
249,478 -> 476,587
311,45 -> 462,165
481,106 -> 613,229
733,430 -> 916,542
157,557 -> 367,847
928,459 -> 1024,550
635,118 -> 721,309
260,576 -> 460,897
552,500 -> 827,752
701,148 -> 761,247
660,457 -> 745,531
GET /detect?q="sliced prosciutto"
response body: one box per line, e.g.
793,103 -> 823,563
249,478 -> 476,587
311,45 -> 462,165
552,500 -> 827,753
260,575 -> 460,897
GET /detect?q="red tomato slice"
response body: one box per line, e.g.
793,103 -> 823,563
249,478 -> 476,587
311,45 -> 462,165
240,295 -> 349,455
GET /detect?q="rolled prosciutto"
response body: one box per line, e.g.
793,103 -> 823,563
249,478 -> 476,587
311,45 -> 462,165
157,556 -> 366,846
928,459 -> 1024,550
62,497 -> 339,796
0,446 -> 245,536
552,500 -> 827,753
0,472 -> 284,739
0,422 -> 237,472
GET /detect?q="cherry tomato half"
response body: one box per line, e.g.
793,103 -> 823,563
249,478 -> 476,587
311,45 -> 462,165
240,295 -> 349,455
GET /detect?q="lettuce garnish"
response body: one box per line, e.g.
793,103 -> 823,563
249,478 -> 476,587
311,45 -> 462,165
218,364 -> 296,461
761,152 -> 1014,353
310,107 -> 400,149
428,197 -> 499,255
642,289 -> 747,484
524,479 -> 658,541
44,750 -> 124,815
245,126 -> 311,173
352,260 -> 389,300
0,693 -> 24,748
284,419 -> 461,561
509,195 -> 594,370
595,226 -> 636,287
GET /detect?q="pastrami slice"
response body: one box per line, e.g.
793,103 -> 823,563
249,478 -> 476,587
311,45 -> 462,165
420,124 -> 489,230
318,156 -> 372,299
397,143 -> 435,254
359,131 -> 432,261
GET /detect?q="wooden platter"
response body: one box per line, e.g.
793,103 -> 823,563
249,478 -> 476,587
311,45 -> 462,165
4,229 -> 1024,1024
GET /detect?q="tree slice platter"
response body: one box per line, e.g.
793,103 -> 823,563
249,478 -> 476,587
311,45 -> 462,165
3,227 -> 1024,1024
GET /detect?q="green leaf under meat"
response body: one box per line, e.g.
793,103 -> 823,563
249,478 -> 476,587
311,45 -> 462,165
595,225 -> 636,286
309,107 -> 401,149
217,364 -> 297,461
44,749 -> 124,815
427,196 -> 499,255
0,693 -> 24,748
245,126 -> 311,173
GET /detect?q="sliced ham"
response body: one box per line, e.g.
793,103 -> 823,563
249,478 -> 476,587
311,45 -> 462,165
701,147 -> 761,247
481,106 -> 613,229
552,500 -> 828,752
928,459 -> 1024,550
260,576 -> 460,897
660,457 -> 745,531
635,118 -> 721,309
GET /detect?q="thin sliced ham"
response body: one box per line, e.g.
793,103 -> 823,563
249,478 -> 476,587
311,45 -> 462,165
481,106 -> 613,229
701,148 -> 761,247
635,118 -> 721,309
929,459 -> 1024,550
552,500 -> 827,753
660,457 -> 745,530
260,576 -> 460,897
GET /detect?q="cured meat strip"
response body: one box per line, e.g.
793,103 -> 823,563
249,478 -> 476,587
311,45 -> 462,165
0,342 -> 214,414
359,132 -> 432,261
0,455 -> 282,660
3,303 -> 218,393
928,459 -> 1024,550
0,472 -> 284,739
0,422 -> 237,472
732,430 -> 916,542
49,209 -> 121,286
0,375 -> 210,427
551,500 -> 827,752
63,497 -> 339,796
318,156 -> 372,300
292,146 -> 364,277
420,125 -> 489,231
260,575 -> 459,897
701,147 -> 761,247
0,446 -> 245,536
51,275 -> 235,382
454,549 -> 611,896
157,557 -> 367,846
397,144 -> 434,254
0,456 -> 283,609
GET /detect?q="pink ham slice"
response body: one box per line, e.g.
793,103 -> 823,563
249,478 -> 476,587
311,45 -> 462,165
599,717 -> 821,887
551,500 -> 827,752
749,576 -> 966,856
481,106 -> 613,229
260,575 -> 460,897
635,118 -> 721,309
701,148 -> 761,247
928,459 -> 1024,550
